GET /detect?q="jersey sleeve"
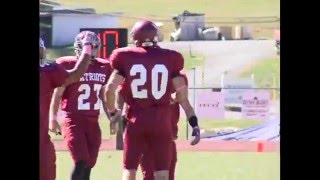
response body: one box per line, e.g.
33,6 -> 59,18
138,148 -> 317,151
171,52 -> 184,78
171,71 -> 188,94
104,62 -> 113,85
49,63 -> 69,88
55,58 -> 74,70
109,50 -> 125,77
179,72 -> 188,86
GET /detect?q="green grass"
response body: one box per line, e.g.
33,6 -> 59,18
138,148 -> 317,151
51,115 -> 263,140
240,56 -> 280,99
56,151 -> 280,180
52,0 -> 280,40
181,52 -> 205,70
240,56 -> 280,88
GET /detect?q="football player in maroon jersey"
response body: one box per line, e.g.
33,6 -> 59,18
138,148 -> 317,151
40,31 -> 96,180
48,32 -> 113,180
139,72 -> 189,180
105,20 -> 200,180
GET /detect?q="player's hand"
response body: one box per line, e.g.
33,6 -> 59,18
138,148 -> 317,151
109,121 -> 118,135
110,109 -> 122,122
49,120 -> 62,135
190,126 -> 200,146
109,109 -> 121,135
80,31 -> 99,47
106,111 -> 112,121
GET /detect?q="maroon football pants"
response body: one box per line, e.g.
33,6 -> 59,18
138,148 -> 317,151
40,140 -> 56,180
61,117 -> 101,168
123,120 -> 173,171
140,141 -> 177,180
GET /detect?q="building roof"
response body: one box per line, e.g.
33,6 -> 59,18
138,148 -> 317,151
40,11 -> 122,18
40,8 -> 94,14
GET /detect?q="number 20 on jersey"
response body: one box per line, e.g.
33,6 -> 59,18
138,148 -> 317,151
130,64 -> 168,100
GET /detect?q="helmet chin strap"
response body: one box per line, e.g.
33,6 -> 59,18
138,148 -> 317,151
141,41 -> 154,47
136,40 -> 157,47
139,36 -> 158,47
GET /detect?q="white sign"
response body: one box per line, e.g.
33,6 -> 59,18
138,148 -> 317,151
242,91 -> 270,120
195,91 -> 225,119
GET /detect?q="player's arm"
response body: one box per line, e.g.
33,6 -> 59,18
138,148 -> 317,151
171,52 -> 198,125
63,32 -> 96,86
49,87 -> 66,122
104,70 -> 125,115
105,49 -> 125,118
63,52 -> 90,86
171,52 -> 200,145
172,77 -> 196,120
101,85 -> 124,134
116,90 -> 125,111
48,86 -> 66,135
100,85 -> 112,121
171,52 -> 199,128
173,76 -> 200,145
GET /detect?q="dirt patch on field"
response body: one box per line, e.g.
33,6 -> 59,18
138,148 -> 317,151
53,139 -> 279,152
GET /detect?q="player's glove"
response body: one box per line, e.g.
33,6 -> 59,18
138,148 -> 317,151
188,116 -> 201,146
190,126 -> 200,145
109,109 -> 122,135
79,31 -> 99,47
49,119 -> 62,135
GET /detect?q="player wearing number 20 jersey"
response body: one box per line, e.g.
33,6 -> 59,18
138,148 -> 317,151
139,72 -> 188,180
54,56 -> 112,169
110,45 -> 184,173
105,20 -> 186,180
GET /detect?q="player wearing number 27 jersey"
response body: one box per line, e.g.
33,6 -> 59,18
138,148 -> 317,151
49,33 -> 112,180
52,56 -> 112,178
52,58 -> 112,177
40,31 -> 96,180
105,20 -> 185,180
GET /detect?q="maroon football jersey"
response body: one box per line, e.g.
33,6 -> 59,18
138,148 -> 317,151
56,56 -> 112,119
111,46 -> 184,122
40,62 -> 68,142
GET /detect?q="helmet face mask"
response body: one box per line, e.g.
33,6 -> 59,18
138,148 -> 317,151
74,42 -> 101,59
74,31 -> 101,59
91,44 -> 100,58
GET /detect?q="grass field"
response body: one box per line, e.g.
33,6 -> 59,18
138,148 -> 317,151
56,151 -> 280,180
51,0 -> 280,40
